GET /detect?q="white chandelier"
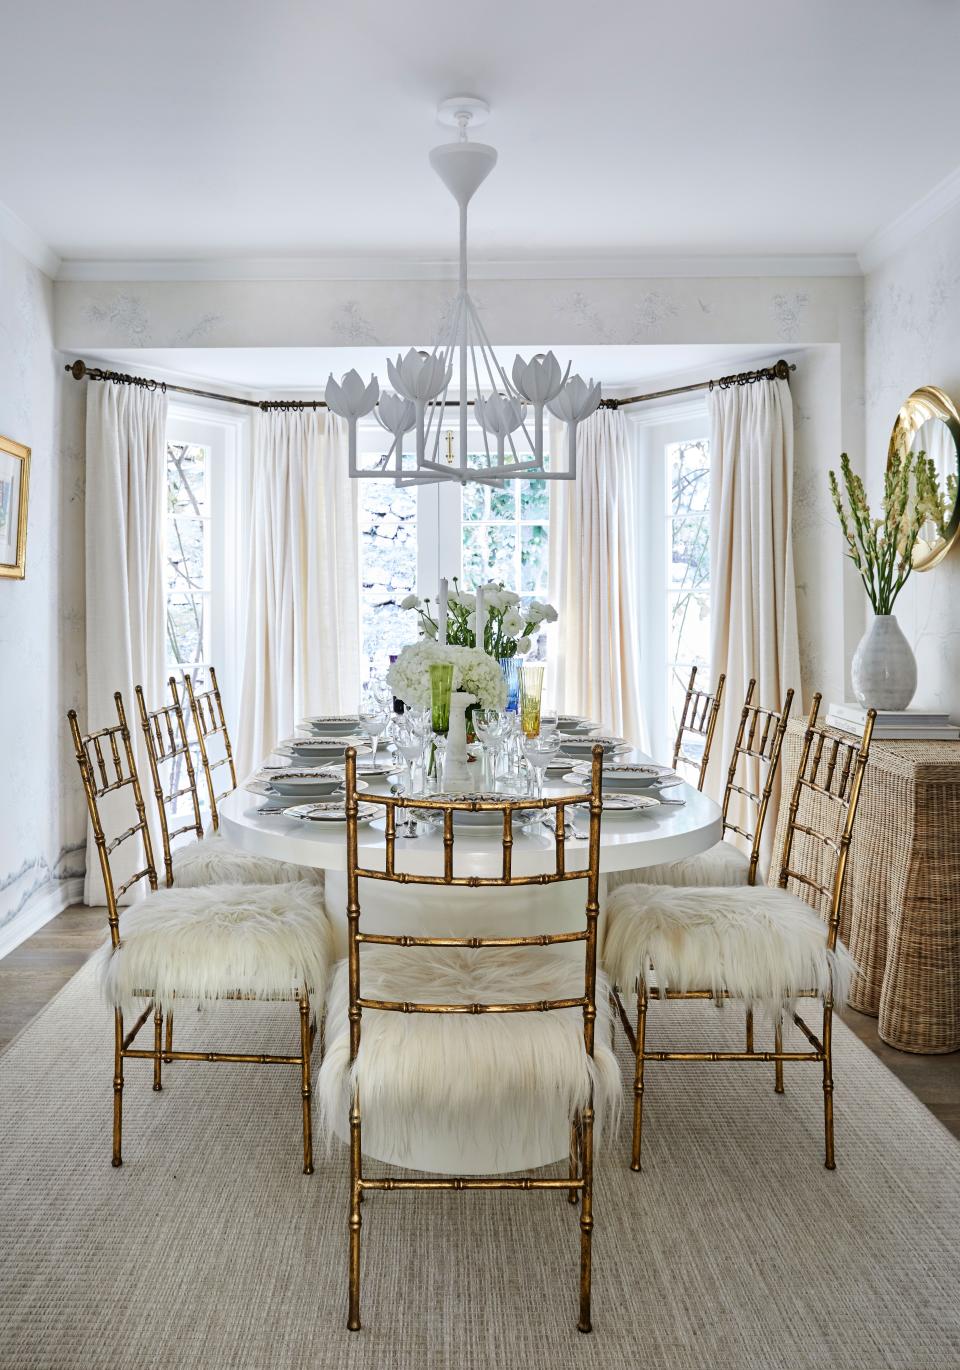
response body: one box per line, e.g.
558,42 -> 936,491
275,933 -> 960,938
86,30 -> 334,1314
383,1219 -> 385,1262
325,97 -> 601,486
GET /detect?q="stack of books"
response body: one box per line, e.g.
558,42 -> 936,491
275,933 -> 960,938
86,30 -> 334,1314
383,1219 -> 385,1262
826,703 -> 960,741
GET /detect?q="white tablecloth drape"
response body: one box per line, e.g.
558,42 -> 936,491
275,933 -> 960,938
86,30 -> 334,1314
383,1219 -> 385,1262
708,376 -> 801,871
548,409 -> 647,747
235,409 -> 360,779
83,382 -> 167,903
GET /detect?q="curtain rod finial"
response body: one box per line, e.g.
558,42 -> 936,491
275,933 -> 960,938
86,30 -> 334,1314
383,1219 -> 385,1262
69,359 -> 87,379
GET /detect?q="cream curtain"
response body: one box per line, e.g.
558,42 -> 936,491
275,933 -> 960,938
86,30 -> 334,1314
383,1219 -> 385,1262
236,409 -> 360,778
547,408 -> 646,746
708,376 -> 801,872
83,382 -> 167,903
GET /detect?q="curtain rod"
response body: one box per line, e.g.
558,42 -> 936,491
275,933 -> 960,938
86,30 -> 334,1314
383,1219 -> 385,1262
65,356 -> 795,413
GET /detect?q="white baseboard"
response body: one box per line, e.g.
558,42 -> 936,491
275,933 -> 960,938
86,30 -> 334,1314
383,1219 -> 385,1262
0,877 -> 85,961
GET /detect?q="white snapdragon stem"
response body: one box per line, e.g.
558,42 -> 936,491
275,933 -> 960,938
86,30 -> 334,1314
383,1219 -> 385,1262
438,578 -> 448,646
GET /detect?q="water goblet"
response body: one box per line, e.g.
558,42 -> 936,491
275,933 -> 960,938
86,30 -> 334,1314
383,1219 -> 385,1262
521,731 -> 561,804
358,701 -> 388,765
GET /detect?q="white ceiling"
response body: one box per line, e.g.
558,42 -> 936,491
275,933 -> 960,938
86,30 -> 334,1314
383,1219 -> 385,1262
4,0 -> 960,265
87,344 -> 803,393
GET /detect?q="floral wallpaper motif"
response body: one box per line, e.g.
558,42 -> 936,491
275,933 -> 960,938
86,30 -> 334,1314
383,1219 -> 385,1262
0,238 -> 87,950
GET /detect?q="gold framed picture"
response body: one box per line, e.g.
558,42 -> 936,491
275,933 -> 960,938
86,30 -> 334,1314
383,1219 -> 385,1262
0,435 -> 31,580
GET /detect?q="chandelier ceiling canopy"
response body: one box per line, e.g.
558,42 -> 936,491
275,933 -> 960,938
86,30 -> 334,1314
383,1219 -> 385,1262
325,98 -> 601,486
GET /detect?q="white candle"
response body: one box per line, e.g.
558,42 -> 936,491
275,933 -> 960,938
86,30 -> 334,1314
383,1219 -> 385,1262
474,586 -> 485,653
438,577 -> 448,646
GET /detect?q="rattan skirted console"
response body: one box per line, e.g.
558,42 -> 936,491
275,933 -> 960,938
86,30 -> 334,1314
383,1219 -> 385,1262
771,719 -> 960,1054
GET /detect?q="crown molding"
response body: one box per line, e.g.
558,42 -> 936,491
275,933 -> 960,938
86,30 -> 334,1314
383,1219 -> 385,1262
56,251 -> 861,284
0,199 -> 60,278
859,163 -> 960,274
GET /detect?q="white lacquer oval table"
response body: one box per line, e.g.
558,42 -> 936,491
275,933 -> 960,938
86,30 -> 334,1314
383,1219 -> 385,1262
221,758 -> 722,1174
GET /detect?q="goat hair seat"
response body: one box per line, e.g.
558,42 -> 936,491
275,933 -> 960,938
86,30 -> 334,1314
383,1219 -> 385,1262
95,880 -> 332,1012
607,838 -> 751,894
171,830 -> 324,890
318,946 -> 623,1168
603,882 -> 857,1013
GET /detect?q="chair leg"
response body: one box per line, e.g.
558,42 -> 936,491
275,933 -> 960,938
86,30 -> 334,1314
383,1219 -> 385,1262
299,994 -> 314,1175
823,999 -> 836,1170
112,1009 -> 124,1167
577,1103 -> 594,1334
745,1007 -> 754,1054
774,1013 -> 785,1094
630,982 -> 648,1172
348,1090 -> 363,1331
568,1115 -> 579,1204
152,1009 -> 163,1092
163,1011 -> 174,1064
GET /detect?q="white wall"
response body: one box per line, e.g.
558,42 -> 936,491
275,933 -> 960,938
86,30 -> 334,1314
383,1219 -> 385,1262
865,202 -> 960,716
0,237 -> 86,956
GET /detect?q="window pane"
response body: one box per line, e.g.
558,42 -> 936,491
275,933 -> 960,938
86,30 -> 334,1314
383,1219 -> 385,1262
166,517 -> 206,596
359,480 -> 419,681
484,524 -> 516,584
490,482 -> 515,521
669,590 -> 711,673
668,438 -> 710,517
461,483 -> 486,523
669,516 -> 709,591
520,524 -> 549,595
520,479 -> 549,520
166,593 -> 208,667
167,443 -> 208,517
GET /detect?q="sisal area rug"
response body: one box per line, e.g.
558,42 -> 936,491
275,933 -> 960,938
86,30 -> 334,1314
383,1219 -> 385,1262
1,957 -> 959,1370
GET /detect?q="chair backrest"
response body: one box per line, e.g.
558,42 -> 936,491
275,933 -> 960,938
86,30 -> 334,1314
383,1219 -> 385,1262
776,694 -> 875,950
67,693 -> 159,946
182,666 -> 237,830
672,665 -> 726,791
135,682 -> 204,887
720,680 -> 795,884
344,747 -> 605,1062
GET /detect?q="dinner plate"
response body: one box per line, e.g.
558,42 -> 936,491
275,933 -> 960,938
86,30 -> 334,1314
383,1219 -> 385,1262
326,758 -> 396,779
283,800 -> 378,824
299,715 -> 362,736
269,771 -> 368,798
576,790 -> 660,815
277,737 -> 371,763
558,734 -> 629,758
653,773 -> 685,791
410,793 -> 514,828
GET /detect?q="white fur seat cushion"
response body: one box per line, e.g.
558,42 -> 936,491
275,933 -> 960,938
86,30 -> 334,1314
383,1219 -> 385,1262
96,881 -> 332,1012
172,831 -> 324,889
607,839 -> 751,893
603,883 -> 857,1013
318,947 -> 622,1164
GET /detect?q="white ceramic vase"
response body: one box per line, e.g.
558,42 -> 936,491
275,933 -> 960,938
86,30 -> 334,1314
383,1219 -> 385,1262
442,691 -> 477,791
850,614 -> 917,711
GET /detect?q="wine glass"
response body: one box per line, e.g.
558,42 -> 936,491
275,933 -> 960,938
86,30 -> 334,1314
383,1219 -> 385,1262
522,731 -> 561,804
358,698 -> 388,765
474,708 -> 510,788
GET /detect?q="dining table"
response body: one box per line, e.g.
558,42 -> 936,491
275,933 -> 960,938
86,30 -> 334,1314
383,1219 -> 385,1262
220,748 -> 723,1174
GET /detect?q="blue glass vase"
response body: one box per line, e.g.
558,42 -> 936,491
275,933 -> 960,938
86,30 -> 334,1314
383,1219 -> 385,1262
499,656 -> 521,712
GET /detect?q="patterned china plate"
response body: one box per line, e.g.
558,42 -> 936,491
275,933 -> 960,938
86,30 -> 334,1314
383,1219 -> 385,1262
573,760 -> 672,779
559,734 -> 630,756
299,715 -> 362,734
327,758 -> 395,778
280,735 -> 368,749
574,791 -> 660,816
653,773 -> 685,790
283,801 -> 378,824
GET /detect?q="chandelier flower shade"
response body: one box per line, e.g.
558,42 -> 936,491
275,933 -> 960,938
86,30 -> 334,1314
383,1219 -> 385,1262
325,97 -> 601,485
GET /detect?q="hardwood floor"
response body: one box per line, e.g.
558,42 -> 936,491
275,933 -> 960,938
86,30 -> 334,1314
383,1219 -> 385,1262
2,905 -> 959,1143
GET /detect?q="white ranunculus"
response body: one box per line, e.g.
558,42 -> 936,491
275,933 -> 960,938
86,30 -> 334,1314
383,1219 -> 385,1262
525,602 -> 547,625
517,636 -> 532,654
500,589 -> 521,606
450,589 -> 476,609
502,608 -> 524,636
540,603 -> 558,623
399,593 -> 421,610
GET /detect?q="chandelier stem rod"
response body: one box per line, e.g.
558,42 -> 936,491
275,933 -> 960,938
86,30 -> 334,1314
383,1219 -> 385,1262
459,204 -> 469,474
64,357 -> 796,414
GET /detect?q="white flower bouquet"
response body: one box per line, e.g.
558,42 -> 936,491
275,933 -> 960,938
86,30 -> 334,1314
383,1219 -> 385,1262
400,579 -> 558,657
387,641 -> 507,710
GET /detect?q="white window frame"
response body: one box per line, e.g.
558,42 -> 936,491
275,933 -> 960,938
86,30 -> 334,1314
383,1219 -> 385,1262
165,403 -> 248,729
629,400 -> 710,758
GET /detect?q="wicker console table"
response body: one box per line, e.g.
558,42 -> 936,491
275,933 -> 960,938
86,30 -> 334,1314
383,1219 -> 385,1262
771,719 -> 960,1054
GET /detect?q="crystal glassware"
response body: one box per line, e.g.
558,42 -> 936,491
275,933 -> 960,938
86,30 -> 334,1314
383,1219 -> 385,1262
429,662 -> 454,735
358,699 -> 388,765
473,707 -> 510,788
519,663 -> 545,739
498,656 -> 521,712
521,731 -> 561,803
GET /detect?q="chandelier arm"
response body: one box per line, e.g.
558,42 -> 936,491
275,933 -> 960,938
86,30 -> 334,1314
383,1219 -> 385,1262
466,297 -> 538,458
423,295 -> 463,467
467,329 -> 494,469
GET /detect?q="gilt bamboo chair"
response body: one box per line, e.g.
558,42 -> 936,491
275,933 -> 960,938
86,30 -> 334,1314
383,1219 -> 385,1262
605,694 -> 875,1173
323,746 -> 616,1334
671,665 -> 726,791
610,680 -> 794,893
136,678 -> 323,890
68,691 -> 329,1173
183,666 -> 237,829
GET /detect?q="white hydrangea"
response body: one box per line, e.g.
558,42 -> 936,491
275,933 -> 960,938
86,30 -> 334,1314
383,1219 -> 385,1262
386,643 -> 507,710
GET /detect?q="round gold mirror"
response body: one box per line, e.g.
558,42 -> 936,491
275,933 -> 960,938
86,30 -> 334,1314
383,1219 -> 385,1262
888,385 -> 960,571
